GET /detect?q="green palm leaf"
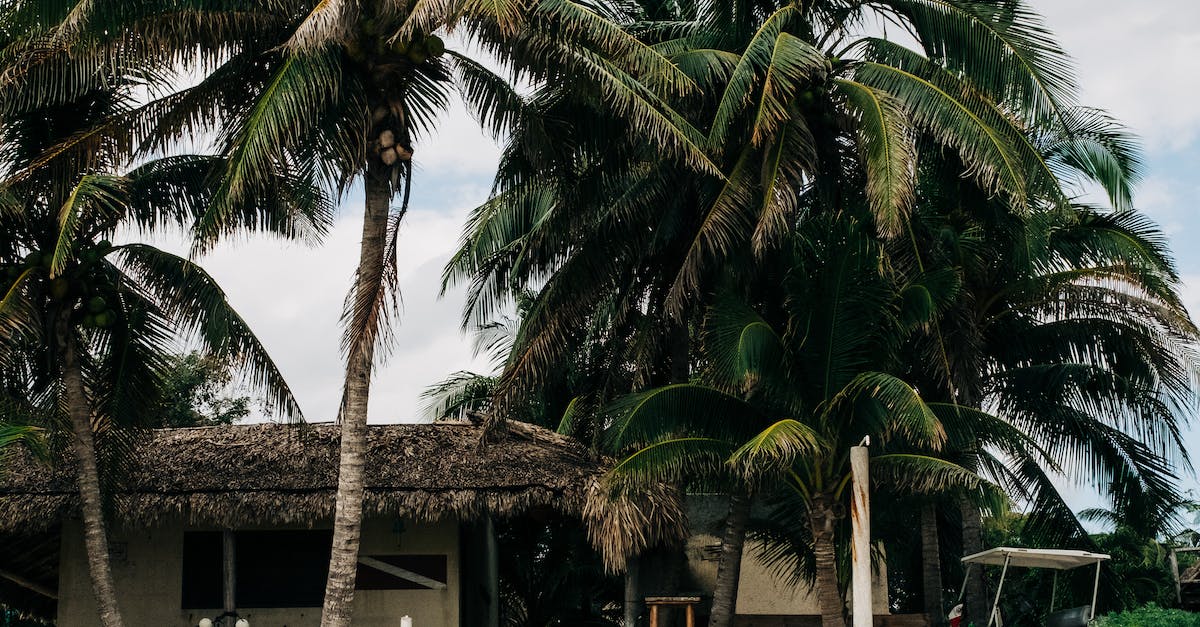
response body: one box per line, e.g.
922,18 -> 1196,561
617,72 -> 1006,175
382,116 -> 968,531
114,244 -> 303,420
729,419 -> 823,479
835,78 -> 916,237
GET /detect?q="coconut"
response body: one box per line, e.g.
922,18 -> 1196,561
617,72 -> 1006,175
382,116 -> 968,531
379,129 -> 396,148
380,147 -> 399,166
426,35 -> 445,57
87,296 -> 107,313
94,311 -> 114,328
50,277 -> 70,300
395,146 -> 413,161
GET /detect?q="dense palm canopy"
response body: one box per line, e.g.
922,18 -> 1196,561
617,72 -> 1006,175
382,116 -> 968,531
446,0 -> 1139,424
601,216 -> 1004,626
446,0 -> 1198,623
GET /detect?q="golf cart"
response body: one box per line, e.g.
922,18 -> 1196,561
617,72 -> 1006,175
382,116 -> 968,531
957,547 -> 1111,627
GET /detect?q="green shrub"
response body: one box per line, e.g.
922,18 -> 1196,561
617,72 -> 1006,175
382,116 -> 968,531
1096,604 -> 1200,627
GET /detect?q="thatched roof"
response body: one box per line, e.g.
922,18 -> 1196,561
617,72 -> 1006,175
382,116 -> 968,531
0,420 -> 613,531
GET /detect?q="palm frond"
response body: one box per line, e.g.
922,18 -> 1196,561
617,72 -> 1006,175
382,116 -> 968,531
729,419 -> 823,480
835,78 -> 916,237
114,244 -> 303,421
608,436 -> 735,487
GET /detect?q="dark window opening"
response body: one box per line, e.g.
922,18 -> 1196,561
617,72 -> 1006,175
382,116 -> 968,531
181,530 -> 333,609
181,532 -> 223,609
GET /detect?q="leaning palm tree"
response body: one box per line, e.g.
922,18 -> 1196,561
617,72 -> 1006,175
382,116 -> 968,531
0,25 -> 315,626
68,1 -> 709,622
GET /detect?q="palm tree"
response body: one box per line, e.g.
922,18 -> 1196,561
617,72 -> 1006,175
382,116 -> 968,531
447,0 -> 1086,425
897,135 -> 1198,621
602,216 -> 1000,627
0,21 -> 313,625
76,1 -> 711,622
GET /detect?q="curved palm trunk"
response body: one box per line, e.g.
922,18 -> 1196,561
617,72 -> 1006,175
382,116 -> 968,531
811,505 -> 845,627
320,166 -> 392,627
708,491 -> 751,627
921,502 -> 944,625
960,501 -> 987,625
59,316 -> 126,627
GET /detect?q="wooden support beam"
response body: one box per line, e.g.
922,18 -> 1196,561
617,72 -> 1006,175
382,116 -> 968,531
223,530 -> 236,614
0,568 -> 57,600
358,556 -> 448,590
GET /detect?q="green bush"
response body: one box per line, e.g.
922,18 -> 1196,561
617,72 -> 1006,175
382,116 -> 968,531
1096,604 -> 1200,627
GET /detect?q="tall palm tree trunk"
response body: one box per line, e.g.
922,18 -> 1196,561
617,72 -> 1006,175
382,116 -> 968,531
960,501 -> 987,625
708,491 -> 751,627
58,316 -> 126,627
320,165 -> 392,627
921,502 -> 944,625
811,505 -> 845,627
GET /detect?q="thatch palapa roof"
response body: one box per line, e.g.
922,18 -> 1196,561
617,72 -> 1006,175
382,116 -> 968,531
0,421 -> 627,530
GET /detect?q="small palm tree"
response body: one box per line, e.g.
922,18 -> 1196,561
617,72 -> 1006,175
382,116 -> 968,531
603,218 -> 993,627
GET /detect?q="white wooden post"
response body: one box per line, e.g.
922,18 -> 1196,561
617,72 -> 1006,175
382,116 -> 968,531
1090,560 -> 1101,620
850,444 -> 871,627
400,616 -> 413,627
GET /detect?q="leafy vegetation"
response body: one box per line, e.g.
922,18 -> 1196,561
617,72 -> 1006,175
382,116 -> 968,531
1096,604 -> 1200,627
151,352 -> 255,428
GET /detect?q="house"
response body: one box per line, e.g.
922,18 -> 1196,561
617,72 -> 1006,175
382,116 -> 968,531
0,420 -> 673,627
0,421 -> 917,626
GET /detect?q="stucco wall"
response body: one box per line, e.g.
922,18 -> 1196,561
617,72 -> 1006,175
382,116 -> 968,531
56,516 -> 460,627
685,495 -> 890,616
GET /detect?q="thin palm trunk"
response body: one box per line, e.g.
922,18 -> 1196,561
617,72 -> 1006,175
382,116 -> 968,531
708,490 -> 751,627
59,315 -> 126,627
921,502 -> 944,625
811,505 -> 845,627
960,501 -> 987,625
320,165 -> 392,627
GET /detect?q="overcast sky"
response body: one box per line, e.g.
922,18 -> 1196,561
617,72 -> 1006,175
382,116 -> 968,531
158,2 -> 1200,502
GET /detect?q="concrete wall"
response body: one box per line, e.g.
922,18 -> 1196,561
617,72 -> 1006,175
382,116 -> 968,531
56,516 -> 460,627
685,495 -> 890,616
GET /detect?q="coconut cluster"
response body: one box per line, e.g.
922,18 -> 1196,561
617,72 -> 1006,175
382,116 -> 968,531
375,127 -> 413,166
392,33 -> 445,65
2,240 -> 121,329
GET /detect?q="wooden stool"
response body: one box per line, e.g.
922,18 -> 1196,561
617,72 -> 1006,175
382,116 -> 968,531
645,596 -> 701,627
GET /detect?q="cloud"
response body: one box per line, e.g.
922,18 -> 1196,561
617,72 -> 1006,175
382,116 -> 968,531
411,101 -> 503,179
143,177 -> 493,424
1039,0 -> 1200,154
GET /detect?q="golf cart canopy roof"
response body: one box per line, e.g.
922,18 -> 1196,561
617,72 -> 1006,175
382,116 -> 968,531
962,547 -> 1111,570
